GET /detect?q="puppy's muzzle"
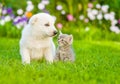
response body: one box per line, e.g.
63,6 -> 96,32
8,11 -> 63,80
53,31 -> 58,35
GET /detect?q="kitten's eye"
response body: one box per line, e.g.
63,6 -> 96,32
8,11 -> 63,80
44,23 -> 50,26
61,39 -> 64,41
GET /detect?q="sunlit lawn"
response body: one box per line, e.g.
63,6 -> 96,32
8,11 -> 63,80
0,37 -> 120,84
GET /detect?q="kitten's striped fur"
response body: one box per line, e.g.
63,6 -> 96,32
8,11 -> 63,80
54,34 -> 75,62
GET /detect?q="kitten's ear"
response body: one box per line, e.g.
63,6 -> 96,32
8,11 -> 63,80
68,35 -> 73,44
29,16 -> 38,25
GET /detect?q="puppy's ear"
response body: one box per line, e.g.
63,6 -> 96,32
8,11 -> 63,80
68,35 -> 73,44
29,16 -> 38,25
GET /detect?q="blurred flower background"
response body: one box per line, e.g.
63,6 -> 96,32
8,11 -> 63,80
0,0 -> 120,40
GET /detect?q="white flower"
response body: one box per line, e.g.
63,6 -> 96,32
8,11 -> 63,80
110,12 -> 115,16
4,15 -> 11,22
91,9 -> 98,15
22,15 -> 26,18
41,0 -> 49,5
109,13 -> 115,21
111,20 -> 117,26
26,4 -> 34,11
110,26 -> 120,34
16,24 -> 21,29
2,9 -> 7,15
38,3 -> 45,10
97,13 -> 103,20
17,9 -> 23,15
87,8 -> 91,12
85,27 -> 90,31
61,10 -> 66,15
26,1 -> 34,11
56,5 -> 62,10
96,4 -> 101,9
79,15 -> 84,20
101,5 -> 109,13
0,20 -> 5,25
27,1 -> 32,5
104,13 -> 110,20
88,12 -> 95,20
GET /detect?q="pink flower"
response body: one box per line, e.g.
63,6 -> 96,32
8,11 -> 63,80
88,3 -> 93,8
56,23 -> 63,29
67,14 -> 74,21
118,19 -> 120,24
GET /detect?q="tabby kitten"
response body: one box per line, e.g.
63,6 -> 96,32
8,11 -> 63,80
54,33 -> 75,62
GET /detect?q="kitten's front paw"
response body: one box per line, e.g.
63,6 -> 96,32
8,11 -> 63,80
63,57 -> 70,62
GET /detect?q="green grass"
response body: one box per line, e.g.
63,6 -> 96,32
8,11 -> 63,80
0,37 -> 120,84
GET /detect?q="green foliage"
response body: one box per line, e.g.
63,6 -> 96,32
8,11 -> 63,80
1,0 -> 120,40
98,0 -> 120,18
0,38 -> 120,84
1,22 -> 120,41
0,22 -> 22,38
2,0 -> 120,20
62,22 -> 120,41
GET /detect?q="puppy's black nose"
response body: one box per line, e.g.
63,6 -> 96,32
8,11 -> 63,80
53,31 -> 58,35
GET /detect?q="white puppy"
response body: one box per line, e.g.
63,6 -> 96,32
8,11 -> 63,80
19,13 -> 57,64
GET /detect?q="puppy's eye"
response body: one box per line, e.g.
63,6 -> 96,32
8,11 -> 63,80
45,23 -> 50,26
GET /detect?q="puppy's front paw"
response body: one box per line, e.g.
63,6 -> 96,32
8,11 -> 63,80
22,60 -> 30,64
47,59 -> 53,64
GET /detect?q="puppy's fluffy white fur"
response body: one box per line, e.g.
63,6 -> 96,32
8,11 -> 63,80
19,13 -> 57,64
